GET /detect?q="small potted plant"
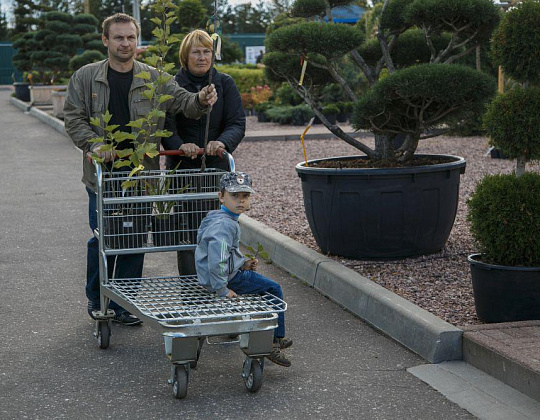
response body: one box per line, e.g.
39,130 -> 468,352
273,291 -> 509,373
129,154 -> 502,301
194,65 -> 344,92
467,0 -> 540,323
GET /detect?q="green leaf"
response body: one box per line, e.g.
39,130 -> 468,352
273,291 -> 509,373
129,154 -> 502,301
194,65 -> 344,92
129,164 -> 145,178
142,90 -> 154,100
104,124 -> 120,132
115,148 -> 133,158
88,137 -> 104,144
90,117 -> 101,127
126,118 -> 145,129
150,17 -> 161,25
113,160 -> 133,169
159,94 -> 174,104
246,245 -> 255,254
154,129 -> 172,138
135,71 -> 151,80
121,179 -> 137,190
145,55 -> 159,67
257,243 -> 264,252
259,251 -> 270,260
102,110 -> 113,124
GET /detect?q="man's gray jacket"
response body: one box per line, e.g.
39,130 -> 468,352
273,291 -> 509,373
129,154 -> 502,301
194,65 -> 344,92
64,59 -> 206,191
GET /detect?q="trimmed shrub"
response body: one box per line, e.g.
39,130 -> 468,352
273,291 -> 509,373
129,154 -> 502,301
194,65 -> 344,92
266,22 -> 364,61
467,172 -> 540,266
483,86 -> 540,160
491,0 -> 540,85
217,65 -> 265,93
69,50 -> 106,72
353,63 -> 496,137
292,0 -> 327,18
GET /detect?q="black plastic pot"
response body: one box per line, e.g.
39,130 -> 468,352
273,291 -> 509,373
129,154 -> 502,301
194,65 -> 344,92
14,82 -> 30,102
296,154 -> 466,259
104,211 -> 148,249
468,253 -> 540,323
152,213 -> 182,247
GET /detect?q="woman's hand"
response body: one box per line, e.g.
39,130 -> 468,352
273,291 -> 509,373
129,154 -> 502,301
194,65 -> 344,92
198,84 -> 217,106
206,141 -> 225,156
179,143 -> 199,159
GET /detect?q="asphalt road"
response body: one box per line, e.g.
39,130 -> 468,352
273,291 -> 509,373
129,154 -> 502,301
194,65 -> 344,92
0,90 -> 473,419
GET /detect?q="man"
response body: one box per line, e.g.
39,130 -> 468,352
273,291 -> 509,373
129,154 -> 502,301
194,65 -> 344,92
64,13 -> 217,325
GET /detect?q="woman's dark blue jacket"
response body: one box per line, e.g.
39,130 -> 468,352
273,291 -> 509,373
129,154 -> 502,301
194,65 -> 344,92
163,67 -> 245,170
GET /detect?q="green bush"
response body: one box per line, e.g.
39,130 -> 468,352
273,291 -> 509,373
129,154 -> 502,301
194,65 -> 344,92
265,104 -> 314,124
266,22 -> 364,61
322,103 -> 340,114
216,65 -> 265,93
358,29 -> 451,68
291,0 -> 327,18
263,51 -> 330,86
467,172 -> 540,266
491,0 -> 540,85
353,63 -> 496,137
405,0 -> 499,44
69,50 -> 106,72
483,86 -> 540,160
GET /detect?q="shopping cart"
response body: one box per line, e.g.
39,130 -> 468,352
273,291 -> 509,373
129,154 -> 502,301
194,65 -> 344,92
91,150 -> 287,399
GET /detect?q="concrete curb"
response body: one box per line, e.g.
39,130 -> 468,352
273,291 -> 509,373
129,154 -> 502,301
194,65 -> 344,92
15,98 -> 463,362
10,96 -> 30,112
240,215 -> 463,364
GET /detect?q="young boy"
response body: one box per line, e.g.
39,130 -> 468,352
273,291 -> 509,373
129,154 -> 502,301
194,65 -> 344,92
195,172 -> 293,367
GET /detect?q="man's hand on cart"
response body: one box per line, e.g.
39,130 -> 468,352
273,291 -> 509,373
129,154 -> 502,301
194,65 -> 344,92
86,145 -> 116,163
242,258 -> 258,272
226,289 -> 238,298
198,84 -> 217,107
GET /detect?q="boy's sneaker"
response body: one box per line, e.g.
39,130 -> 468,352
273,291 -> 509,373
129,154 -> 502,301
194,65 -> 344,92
87,300 -> 100,320
266,347 -> 291,367
275,337 -> 293,349
113,311 -> 142,326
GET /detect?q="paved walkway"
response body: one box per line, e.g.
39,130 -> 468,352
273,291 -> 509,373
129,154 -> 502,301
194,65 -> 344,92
2,87 -> 540,418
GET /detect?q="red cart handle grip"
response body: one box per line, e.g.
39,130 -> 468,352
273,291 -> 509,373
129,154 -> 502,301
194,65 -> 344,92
160,147 -> 225,159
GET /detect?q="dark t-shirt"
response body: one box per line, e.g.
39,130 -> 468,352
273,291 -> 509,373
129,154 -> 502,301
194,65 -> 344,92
107,66 -> 133,150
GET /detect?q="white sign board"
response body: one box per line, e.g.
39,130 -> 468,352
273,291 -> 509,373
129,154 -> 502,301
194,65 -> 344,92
245,46 -> 265,65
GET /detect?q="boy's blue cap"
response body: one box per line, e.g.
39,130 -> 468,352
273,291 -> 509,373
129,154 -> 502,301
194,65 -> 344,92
220,172 -> 254,193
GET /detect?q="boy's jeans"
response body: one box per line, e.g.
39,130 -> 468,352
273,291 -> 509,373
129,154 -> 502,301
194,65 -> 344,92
86,187 -> 144,311
228,270 -> 285,339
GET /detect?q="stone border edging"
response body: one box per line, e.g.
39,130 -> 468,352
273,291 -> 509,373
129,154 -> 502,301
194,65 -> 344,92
239,214 -> 463,363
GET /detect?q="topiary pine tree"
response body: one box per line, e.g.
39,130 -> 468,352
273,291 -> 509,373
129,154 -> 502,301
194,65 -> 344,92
484,0 -> 540,177
264,0 -> 500,165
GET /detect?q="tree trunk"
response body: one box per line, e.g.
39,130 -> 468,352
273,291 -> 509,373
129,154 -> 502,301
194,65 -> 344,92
516,155 -> 526,177
374,133 -> 393,162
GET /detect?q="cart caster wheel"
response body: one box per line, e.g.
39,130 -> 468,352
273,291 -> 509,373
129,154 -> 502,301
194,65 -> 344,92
172,365 -> 189,399
97,321 -> 110,349
189,337 -> 205,369
243,358 -> 263,393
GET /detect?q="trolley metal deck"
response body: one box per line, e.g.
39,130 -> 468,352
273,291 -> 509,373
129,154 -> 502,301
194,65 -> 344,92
92,157 -> 286,398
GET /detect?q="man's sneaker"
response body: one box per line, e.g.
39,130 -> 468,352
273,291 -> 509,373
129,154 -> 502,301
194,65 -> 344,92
113,311 -> 142,326
275,337 -> 293,349
87,300 -> 100,320
266,347 -> 291,367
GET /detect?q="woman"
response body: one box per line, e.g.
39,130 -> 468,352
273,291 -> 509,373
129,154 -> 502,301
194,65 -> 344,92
163,29 -> 246,275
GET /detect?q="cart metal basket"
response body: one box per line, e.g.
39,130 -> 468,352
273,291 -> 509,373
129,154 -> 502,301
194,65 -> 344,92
92,157 -> 286,398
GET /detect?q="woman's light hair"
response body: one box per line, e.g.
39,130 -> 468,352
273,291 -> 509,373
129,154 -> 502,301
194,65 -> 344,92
179,29 -> 213,70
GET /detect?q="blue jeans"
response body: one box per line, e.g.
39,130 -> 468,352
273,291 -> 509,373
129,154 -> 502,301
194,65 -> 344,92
228,270 -> 285,339
86,187 -> 144,311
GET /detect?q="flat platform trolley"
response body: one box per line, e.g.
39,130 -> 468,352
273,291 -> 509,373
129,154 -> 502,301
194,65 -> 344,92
91,156 -> 286,398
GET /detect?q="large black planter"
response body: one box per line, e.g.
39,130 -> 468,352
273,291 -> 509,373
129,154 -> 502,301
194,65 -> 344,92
14,82 -> 30,102
296,154 -> 466,259
468,253 -> 540,323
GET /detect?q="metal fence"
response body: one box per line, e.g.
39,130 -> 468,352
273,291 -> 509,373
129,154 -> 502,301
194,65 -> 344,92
0,43 -> 20,85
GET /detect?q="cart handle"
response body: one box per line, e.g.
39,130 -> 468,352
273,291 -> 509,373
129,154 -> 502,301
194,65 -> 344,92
87,147 -> 225,161
160,147 -> 225,159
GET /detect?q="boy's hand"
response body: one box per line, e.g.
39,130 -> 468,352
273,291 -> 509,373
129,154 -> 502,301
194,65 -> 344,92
226,289 -> 237,298
242,258 -> 258,271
